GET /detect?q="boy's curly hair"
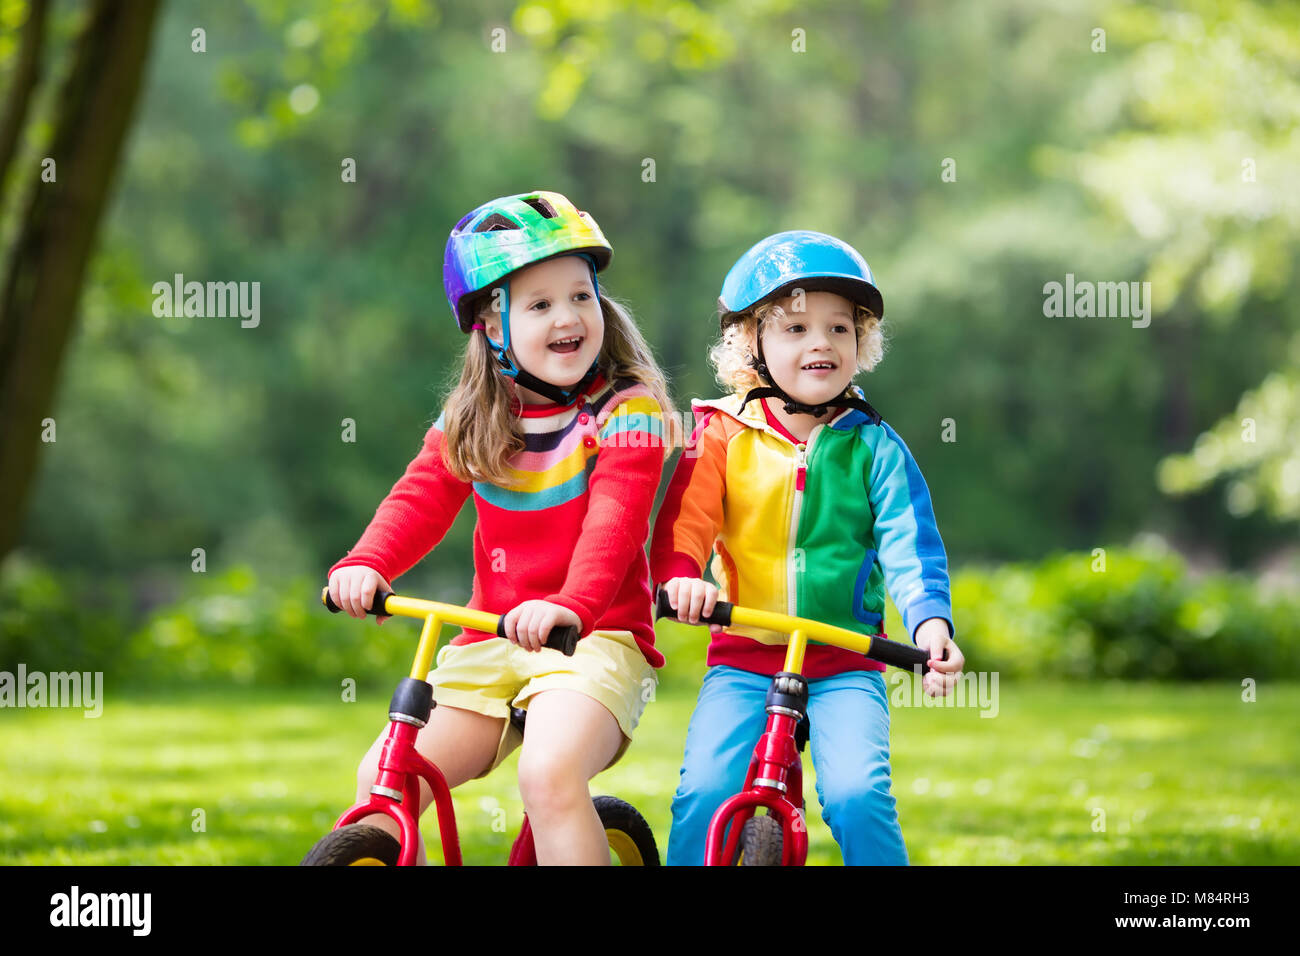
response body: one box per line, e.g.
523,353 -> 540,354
709,295 -> 887,393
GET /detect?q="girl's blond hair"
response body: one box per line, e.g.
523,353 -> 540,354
709,296 -> 887,393
440,292 -> 676,486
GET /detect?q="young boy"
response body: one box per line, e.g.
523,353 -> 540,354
651,230 -> 964,865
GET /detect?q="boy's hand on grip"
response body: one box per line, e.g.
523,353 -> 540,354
914,618 -> 963,697
662,577 -> 723,634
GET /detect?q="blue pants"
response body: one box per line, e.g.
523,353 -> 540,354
666,664 -> 908,866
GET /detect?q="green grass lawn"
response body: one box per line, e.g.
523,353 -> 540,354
1,677 -> 1296,865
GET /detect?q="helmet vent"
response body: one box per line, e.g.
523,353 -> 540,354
474,213 -> 520,233
522,196 -> 558,218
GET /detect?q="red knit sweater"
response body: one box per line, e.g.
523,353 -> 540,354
328,373 -> 668,667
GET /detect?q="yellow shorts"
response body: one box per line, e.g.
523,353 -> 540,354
426,629 -> 658,779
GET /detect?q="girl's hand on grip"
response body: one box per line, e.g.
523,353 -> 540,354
503,599 -> 583,652
328,566 -> 393,624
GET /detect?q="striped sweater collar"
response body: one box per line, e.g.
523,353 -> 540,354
513,372 -> 609,418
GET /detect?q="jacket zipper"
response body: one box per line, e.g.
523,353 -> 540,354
787,426 -> 822,617
728,396 -> 837,621
787,443 -> 805,616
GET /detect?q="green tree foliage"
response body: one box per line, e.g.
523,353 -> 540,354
5,0 -> 1296,607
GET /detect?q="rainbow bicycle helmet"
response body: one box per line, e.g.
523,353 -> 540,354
719,230 -> 883,421
443,190 -> 613,404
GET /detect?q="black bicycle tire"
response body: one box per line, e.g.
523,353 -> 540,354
739,814 -> 783,866
300,824 -> 402,866
593,795 -> 661,866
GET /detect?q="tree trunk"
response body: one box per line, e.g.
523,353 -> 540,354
0,0 -> 164,563
0,0 -> 50,205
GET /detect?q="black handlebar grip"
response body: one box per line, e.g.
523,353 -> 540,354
867,635 -> 932,674
654,587 -> 734,628
495,617 -> 580,657
322,586 -> 393,617
653,588 -> 675,621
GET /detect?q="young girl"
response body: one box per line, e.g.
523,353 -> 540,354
328,190 -> 673,865
650,230 -> 965,865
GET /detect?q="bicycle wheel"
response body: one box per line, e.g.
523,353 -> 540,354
738,813 -> 783,866
594,795 -> 660,866
300,824 -> 402,866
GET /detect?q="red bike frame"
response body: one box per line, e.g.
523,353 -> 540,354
320,587 -> 573,866
704,709 -> 809,866
653,588 -> 933,866
332,714 -> 543,866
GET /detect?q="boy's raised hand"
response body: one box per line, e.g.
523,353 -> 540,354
662,577 -> 724,634
914,618 -> 963,696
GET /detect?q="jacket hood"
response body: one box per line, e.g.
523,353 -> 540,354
690,383 -> 877,436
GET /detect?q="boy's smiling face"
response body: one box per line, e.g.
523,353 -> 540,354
484,254 -> 604,400
753,291 -> 858,406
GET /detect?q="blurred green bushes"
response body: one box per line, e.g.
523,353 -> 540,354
0,557 -> 410,688
0,556 -> 136,676
950,545 -> 1299,680
2,543 -> 1296,687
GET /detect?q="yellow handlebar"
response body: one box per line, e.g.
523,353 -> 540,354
320,586 -> 581,674
321,586 -> 502,635
652,587 -> 930,675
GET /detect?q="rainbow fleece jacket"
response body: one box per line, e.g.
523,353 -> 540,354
649,387 -> 954,678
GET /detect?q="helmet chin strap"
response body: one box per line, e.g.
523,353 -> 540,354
737,323 -> 882,424
479,254 -> 603,406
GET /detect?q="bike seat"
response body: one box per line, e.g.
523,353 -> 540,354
510,707 -> 527,736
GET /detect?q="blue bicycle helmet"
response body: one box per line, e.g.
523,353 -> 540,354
720,231 -> 885,421
719,230 -> 883,324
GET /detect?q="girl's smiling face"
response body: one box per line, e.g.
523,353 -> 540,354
754,291 -> 858,406
484,255 -> 605,401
